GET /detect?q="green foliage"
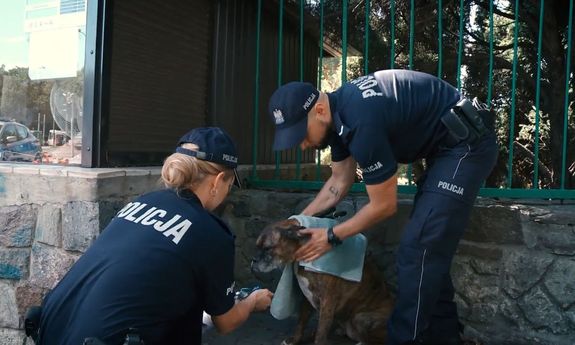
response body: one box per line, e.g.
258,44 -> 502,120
0,67 -> 54,128
304,0 -> 575,189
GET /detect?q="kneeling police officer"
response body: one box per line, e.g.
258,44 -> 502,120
34,127 -> 273,345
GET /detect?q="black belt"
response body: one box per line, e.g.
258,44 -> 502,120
440,98 -> 494,147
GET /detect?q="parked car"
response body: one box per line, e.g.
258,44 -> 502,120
47,130 -> 70,146
0,121 -> 42,162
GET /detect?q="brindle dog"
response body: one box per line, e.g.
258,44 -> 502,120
251,219 -> 394,345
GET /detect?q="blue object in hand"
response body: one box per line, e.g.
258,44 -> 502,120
235,286 -> 261,300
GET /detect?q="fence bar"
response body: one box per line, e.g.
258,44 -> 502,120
456,0 -> 464,90
342,0 -> 348,83
248,180 -> 575,199
437,0 -> 442,78
275,0 -> 284,179
487,1 -> 494,106
316,0 -> 324,181
409,0 -> 414,70
533,0 -> 545,187
251,0 -> 262,179
507,0 -> 520,188
296,0 -> 305,180
561,0 -> 574,189
406,0 -> 415,184
248,0 -> 575,200
364,0 -> 370,74
390,0 -> 395,68
300,0 -> 304,82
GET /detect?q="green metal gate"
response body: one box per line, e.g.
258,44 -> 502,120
248,0 -> 575,200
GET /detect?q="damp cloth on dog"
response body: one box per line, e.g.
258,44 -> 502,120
270,215 -> 367,320
290,215 -> 367,283
270,262 -> 303,320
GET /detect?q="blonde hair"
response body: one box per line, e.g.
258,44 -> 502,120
161,143 -> 234,191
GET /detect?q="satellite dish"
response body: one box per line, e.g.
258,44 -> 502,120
49,80 -> 83,142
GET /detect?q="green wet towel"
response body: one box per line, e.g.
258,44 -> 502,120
270,215 -> 367,320
270,262 -> 302,320
290,215 -> 367,283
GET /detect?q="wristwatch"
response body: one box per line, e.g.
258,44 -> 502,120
326,227 -> 342,246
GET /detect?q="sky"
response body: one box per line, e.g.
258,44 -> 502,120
0,0 -> 28,69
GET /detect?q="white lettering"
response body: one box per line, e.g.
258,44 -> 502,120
362,161 -> 383,174
117,202 -> 137,218
222,154 -> 238,163
303,93 -> 317,110
362,89 -> 383,98
350,75 -> 383,99
273,109 -> 284,124
163,219 -> 192,244
119,204 -> 193,245
358,79 -> 377,90
140,209 -> 166,226
437,181 -> 465,195
226,281 -> 236,296
134,207 -> 157,224
154,214 -> 182,232
350,76 -> 368,85
125,203 -> 147,221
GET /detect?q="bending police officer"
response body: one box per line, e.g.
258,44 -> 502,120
267,69 -> 498,345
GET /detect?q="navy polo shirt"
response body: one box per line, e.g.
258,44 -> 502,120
38,189 -> 236,345
328,69 -> 461,185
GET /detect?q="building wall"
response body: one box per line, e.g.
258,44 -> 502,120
211,0 -> 321,166
104,0 -> 213,166
100,0 -> 322,168
0,166 -> 574,344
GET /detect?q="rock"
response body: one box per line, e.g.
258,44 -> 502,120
0,205 -> 37,248
543,258 -> 575,308
501,250 -> 554,299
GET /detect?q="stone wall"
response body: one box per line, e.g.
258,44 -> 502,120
0,165 -> 162,344
0,165 -> 574,345
217,191 -> 575,345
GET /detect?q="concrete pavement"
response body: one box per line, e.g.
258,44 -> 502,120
202,312 -> 357,345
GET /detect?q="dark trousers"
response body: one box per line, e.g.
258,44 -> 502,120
388,132 -> 498,345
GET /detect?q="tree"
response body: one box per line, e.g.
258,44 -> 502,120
303,0 -> 574,189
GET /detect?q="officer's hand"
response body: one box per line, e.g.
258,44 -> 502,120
294,228 -> 332,262
250,289 -> 273,312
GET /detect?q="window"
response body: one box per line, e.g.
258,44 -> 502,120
60,0 -> 86,15
0,0 -> 87,165
16,125 -> 29,140
2,125 -> 18,141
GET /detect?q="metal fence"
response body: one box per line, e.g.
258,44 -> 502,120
248,0 -> 575,200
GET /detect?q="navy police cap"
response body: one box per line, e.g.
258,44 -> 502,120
268,82 -> 320,151
176,127 -> 238,169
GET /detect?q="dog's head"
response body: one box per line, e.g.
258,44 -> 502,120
251,219 -> 307,273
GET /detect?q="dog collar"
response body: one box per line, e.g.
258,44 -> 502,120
326,226 -> 342,246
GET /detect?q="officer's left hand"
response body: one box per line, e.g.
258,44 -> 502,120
294,228 -> 332,262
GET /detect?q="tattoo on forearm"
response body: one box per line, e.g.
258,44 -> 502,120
329,186 -> 339,197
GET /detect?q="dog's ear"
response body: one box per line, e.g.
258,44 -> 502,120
284,226 -> 306,241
